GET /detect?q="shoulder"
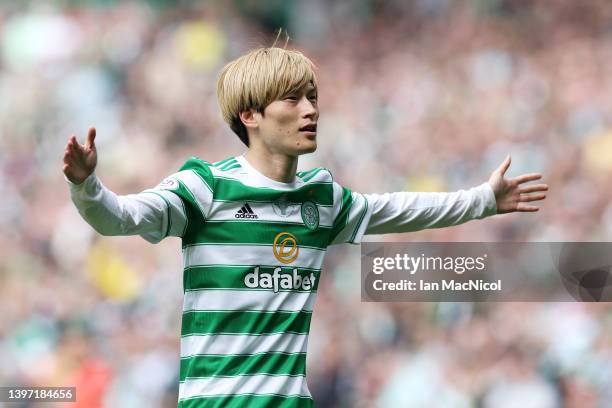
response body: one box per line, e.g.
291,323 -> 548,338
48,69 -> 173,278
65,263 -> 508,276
296,167 -> 333,184
152,157 -> 212,191
166,156 -> 214,191
209,156 -> 243,177
179,156 -> 213,173
178,156 -> 243,182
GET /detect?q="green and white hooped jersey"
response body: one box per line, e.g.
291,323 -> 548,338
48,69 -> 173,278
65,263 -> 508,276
69,153 -> 496,406
153,155 -> 370,408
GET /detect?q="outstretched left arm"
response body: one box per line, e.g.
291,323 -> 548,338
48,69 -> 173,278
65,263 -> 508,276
364,154 -> 549,235
329,155 -> 548,244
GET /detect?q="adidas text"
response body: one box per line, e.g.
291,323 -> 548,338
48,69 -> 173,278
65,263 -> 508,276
235,213 -> 258,219
235,203 -> 258,219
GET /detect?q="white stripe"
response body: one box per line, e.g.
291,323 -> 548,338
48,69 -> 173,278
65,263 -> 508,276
181,332 -> 308,357
219,159 -> 238,170
208,200 -> 334,227
184,290 -> 316,312
179,374 -> 311,400
347,193 -> 369,240
174,170 -> 213,218
330,192 -> 371,245
183,244 -> 326,269
332,181 -> 344,220
152,189 -> 188,237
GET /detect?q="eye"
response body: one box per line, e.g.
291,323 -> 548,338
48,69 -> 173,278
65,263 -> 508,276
284,95 -> 298,101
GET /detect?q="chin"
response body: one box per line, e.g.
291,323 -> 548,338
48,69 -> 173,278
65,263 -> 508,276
286,137 -> 317,156
296,141 -> 317,155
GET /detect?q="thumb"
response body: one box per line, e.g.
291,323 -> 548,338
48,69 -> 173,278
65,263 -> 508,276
86,127 -> 96,150
496,154 -> 511,176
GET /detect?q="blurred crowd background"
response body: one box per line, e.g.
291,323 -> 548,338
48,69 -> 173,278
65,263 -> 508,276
1,0 -> 612,407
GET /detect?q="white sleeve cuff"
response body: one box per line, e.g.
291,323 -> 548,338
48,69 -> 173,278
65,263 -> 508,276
65,172 -> 98,192
480,182 -> 498,217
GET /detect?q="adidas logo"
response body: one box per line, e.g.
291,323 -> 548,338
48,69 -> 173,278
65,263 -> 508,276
235,203 -> 258,219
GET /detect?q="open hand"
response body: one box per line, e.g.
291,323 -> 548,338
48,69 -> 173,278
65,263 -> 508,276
488,155 -> 548,214
62,127 -> 97,184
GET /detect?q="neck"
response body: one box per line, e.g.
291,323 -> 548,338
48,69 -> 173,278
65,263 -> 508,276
244,147 -> 298,183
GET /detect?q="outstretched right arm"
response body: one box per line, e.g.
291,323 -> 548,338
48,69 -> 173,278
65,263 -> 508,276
63,128 -> 187,243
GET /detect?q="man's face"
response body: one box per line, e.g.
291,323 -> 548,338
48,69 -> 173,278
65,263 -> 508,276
252,83 -> 319,156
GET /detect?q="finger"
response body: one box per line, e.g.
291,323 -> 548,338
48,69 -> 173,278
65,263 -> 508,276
69,134 -> 83,147
86,127 -> 96,149
69,135 -> 85,155
516,204 -> 540,212
69,140 -> 80,156
68,135 -> 77,148
512,173 -> 542,185
519,184 -> 548,194
520,193 -> 546,202
496,155 -> 511,176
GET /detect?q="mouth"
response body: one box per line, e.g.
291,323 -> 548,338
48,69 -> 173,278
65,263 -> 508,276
299,123 -> 317,136
299,123 -> 317,132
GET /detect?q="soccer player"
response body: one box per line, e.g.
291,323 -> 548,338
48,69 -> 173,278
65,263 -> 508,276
63,47 -> 548,407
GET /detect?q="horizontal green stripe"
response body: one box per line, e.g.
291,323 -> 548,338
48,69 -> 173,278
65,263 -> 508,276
212,198 -> 332,207
178,394 -> 313,408
180,352 -> 306,381
190,221 -> 330,249
213,177 -> 333,206
182,310 -> 312,336
185,266 -> 321,291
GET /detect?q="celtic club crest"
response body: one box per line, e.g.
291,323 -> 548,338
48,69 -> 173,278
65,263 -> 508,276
301,201 -> 319,230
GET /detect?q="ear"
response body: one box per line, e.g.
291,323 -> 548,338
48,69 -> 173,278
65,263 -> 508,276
239,109 -> 259,130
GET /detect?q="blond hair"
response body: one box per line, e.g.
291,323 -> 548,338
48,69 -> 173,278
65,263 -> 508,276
217,47 -> 317,146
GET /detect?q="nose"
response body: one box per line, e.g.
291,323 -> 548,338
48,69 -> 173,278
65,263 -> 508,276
299,96 -> 318,120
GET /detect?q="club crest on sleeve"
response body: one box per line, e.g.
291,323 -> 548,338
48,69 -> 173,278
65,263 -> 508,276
157,177 -> 179,190
301,201 -> 319,230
